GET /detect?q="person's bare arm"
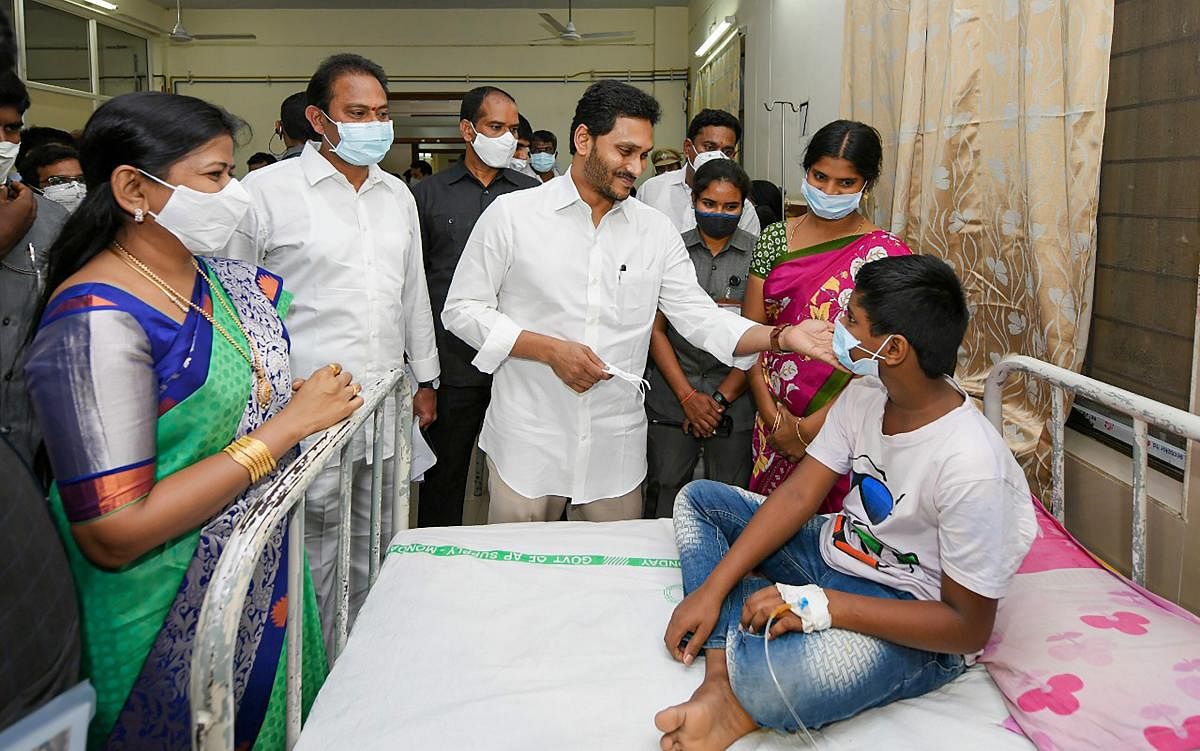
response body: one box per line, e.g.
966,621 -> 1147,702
741,572 -> 998,655
73,368 -> 361,569
649,311 -> 721,436
663,455 -> 841,663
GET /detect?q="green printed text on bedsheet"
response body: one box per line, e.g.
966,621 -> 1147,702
387,543 -> 681,569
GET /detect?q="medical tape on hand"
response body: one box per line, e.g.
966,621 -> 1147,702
603,363 -> 650,401
775,583 -> 831,633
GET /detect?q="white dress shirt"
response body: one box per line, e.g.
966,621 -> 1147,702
223,143 -> 440,461
636,166 -> 761,235
443,172 -> 756,503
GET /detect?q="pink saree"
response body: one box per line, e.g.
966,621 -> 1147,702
749,229 -> 912,510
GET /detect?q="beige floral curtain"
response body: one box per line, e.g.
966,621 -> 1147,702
691,34 -> 743,120
841,0 -> 1113,495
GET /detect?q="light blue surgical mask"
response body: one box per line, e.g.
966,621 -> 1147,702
321,111 -> 394,166
832,318 -> 893,377
800,177 -> 863,220
530,152 -> 556,173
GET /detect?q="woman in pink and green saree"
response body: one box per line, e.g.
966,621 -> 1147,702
741,121 -> 911,510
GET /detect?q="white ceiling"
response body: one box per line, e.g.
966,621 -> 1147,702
152,0 -> 683,8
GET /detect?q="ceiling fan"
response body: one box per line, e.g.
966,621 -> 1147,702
536,1 -> 634,43
168,0 -> 257,43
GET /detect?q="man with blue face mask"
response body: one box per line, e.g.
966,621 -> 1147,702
221,53 -> 440,649
412,85 -> 538,529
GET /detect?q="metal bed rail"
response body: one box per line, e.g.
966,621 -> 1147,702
190,369 -> 413,751
983,354 -> 1200,586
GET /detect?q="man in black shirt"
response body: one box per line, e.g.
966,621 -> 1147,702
412,86 -> 538,527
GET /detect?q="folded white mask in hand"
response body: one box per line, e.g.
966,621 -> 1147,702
602,363 -> 650,401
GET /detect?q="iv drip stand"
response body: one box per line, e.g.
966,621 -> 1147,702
764,100 -> 809,220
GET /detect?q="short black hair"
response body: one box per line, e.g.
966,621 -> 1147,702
687,108 -> 741,144
459,85 -> 516,124
411,159 -> 433,176
280,90 -> 317,141
854,254 -> 969,379
17,143 -> 79,187
306,53 -> 388,114
691,159 -> 750,203
247,151 -> 276,167
16,126 -> 76,174
749,179 -> 782,225
568,80 -> 660,155
803,120 -> 883,187
0,70 -> 29,114
516,113 -> 533,143
531,129 -> 557,151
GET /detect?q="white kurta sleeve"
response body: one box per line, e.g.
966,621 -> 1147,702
656,228 -> 757,369
402,195 -> 440,383
441,199 -> 523,374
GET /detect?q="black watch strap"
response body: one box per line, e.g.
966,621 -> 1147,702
711,390 -> 731,408
418,380 -> 436,389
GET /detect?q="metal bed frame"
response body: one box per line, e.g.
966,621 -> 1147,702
190,356 -> 1200,749
191,369 -> 412,751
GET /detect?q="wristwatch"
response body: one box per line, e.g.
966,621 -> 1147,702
417,380 -> 438,390
712,390 -> 731,409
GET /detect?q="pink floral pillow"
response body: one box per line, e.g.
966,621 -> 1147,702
979,501 -> 1200,751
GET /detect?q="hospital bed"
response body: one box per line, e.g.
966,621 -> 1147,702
189,356 -> 1200,750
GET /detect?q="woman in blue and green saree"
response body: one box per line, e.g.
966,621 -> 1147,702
24,92 -> 363,750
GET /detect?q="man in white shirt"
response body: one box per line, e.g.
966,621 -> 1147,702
637,109 -> 760,235
443,80 -> 835,524
223,54 -> 440,643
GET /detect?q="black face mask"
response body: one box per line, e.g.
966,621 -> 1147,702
695,210 -> 740,239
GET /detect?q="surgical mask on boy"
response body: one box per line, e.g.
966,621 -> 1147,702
688,149 -> 727,173
800,177 -> 863,221
530,152 -> 556,173
43,181 -> 87,212
469,127 -> 518,169
0,141 -> 18,183
321,111 -> 395,167
509,157 -> 528,172
139,169 -> 253,256
832,318 -> 893,377
694,210 -> 740,239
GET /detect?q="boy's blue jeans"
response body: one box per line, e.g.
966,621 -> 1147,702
673,480 -> 967,731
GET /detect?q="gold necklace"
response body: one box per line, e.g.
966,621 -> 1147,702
787,211 -> 866,248
110,241 -> 273,408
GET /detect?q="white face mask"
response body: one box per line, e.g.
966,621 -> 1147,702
0,141 -> 18,183
469,125 -> 518,169
688,148 -> 728,173
140,170 -> 253,255
43,182 -> 87,212
509,157 -> 528,172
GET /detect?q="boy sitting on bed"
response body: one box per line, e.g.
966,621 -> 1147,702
655,254 -> 1037,750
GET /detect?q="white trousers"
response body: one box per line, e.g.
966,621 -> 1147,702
305,457 -> 394,656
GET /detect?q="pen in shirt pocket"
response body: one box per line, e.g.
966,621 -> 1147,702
618,263 -> 626,283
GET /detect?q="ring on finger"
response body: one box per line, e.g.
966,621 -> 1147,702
352,383 -> 362,395
328,362 -> 342,377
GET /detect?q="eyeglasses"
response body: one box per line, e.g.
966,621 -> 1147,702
45,175 -> 85,187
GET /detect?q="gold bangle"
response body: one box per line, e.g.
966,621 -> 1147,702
794,416 -> 810,448
223,435 -> 277,483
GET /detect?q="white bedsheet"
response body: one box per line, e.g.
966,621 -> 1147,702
298,520 -> 1033,750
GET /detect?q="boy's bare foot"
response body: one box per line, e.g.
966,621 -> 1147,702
655,651 -> 757,751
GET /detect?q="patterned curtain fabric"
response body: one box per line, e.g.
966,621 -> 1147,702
691,34 -> 743,120
840,1 -> 1114,495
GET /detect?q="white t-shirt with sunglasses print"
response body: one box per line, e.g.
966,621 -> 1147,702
805,376 -> 1037,601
